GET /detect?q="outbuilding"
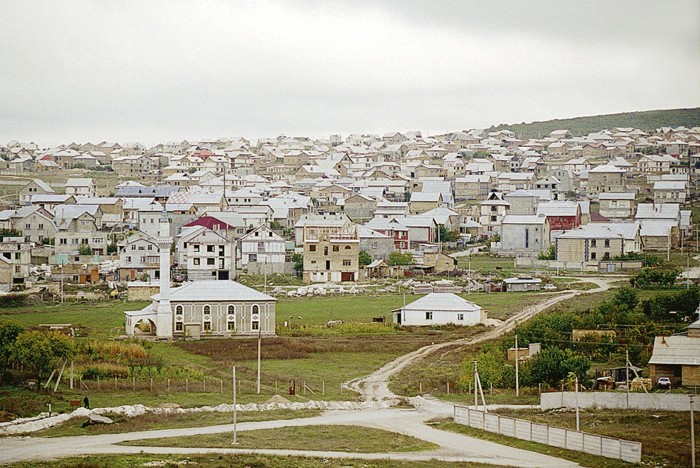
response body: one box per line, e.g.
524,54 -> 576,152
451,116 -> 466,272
392,293 -> 485,326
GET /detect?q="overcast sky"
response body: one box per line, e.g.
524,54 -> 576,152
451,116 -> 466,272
1,0 -> 699,146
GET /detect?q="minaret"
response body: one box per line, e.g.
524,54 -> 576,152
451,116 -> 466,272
156,206 -> 173,339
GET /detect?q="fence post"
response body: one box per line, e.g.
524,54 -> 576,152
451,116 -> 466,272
114,376 -> 117,390
186,379 -> 188,392
420,381 -> 422,393
150,378 -> 153,392
132,377 -> 135,391
168,378 -> 170,392
303,381 -> 306,396
97,376 -> 100,390
275,380 -> 278,393
203,379 -> 206,392
447,381 -> 450,394
220,379 -> 223,394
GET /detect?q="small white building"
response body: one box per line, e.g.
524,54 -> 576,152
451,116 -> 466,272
392,293 -> 485,326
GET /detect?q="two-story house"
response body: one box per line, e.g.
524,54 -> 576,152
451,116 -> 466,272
119,232 -> 160,281
176,225 -> 235,281
238,224 -> 286,273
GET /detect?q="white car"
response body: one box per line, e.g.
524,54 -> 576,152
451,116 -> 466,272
657,377 -> 671,389
543,283 -> 557,291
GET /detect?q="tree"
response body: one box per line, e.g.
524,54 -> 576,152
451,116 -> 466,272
387,251 -> 413,266
358,250 -> 372,267
438,225 -> 460,243
524,348 -> 590,387
0,322 -> 24,382
613,287 -> 638,310
11,331 -> 74,388
631,267 -> 679,289
538,245 -> 556,260
107,243 -> 118,255
292,253 -> 304,274
78,245 -> 93,256
270,220 -> 282,230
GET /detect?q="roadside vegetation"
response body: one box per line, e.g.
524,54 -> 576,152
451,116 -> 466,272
120,425 -> 439,453
34,409 -> 322,438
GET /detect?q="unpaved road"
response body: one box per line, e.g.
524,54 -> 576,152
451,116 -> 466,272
345,276 -> 617,404
0,276 -> 616,466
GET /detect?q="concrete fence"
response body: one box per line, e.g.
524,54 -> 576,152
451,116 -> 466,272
453,406 -> 642,463
541,391 -> 700,411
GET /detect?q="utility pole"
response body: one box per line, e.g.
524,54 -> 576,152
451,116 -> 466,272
257,325 -> 262,394
232,366 -> 238,445
692,394 -> 696,468
626,349 -> 630,410
474,360 -> 478,408
575,375 -> 580,432
515,335 -> 520,398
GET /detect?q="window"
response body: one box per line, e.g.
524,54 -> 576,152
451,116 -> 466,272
207,258 -> 215,265
591,252 -> 597,260
604,239 -> 610,247
203,305 -> 211,315
203,321 -> 211,331
228,305 -> 235,314
425,312 -> 433,320
252,304 -> 260,314
193,258 -> 200,265
227,321 -> 235,331
457,313 -> 464,321
207,245 -> 215,252
591,239 -> 597,247
324,246 -> 329,255
333,245 -> 339,252
343,259 -> 351,266
60,238 -> 67,245
25,224 -> 31,230
38,223 -> 43,230
176,305 -> 183,314
309,245 -> 316,252
194,245 -> 200,252
175,322 -> 183,331
345,246 -> 351,250
252,321 -> 259,330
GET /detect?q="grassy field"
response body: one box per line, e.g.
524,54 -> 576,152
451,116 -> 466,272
490,408 -> 700,467
6,453 -> 492,468
120,424 -> 438,453
34,408 -> 321,438
0,300 -> 149,340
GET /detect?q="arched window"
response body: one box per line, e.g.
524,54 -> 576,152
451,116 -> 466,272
252,304 -> 260,315
175,305 -> 183,314
227,305 -> 235,314
203,305 -> 211,315
344,245 -> 351,250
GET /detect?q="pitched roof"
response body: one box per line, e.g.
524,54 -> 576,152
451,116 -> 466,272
400,293 -> 481,312
153,280 -> 275,302
649,336 -> 700,365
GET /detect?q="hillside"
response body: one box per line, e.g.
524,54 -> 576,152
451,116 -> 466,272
488,107 -> 700,138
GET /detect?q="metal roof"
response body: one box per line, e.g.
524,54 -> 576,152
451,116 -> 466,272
153,280 -> 275,302
399,293 -> 481,312
649,336 -> 700,366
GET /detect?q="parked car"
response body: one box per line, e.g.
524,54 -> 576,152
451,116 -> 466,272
657,377 -> 671,389
543,283 -> 557,291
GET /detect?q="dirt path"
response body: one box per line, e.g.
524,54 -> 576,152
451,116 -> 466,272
344,276 -> 617,403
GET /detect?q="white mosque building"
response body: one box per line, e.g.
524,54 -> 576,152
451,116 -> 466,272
124,210 -> 276,339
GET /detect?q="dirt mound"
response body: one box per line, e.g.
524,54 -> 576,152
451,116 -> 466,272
264,395 -> 291,404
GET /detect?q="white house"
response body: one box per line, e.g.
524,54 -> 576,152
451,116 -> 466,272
238,224 -> 286,273
392,293 -> 485,326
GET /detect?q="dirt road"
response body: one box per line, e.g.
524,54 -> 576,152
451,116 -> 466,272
345,277 -> 616,403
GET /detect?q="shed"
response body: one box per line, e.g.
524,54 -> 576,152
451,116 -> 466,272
503,277 -> 541,292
